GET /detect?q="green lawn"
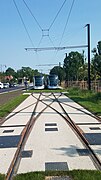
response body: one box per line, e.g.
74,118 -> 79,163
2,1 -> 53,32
1,170 -> 101,180
0,94 -> 28,118
31,87 -> 101,116
0,174 -> 5,180
67,87 -> 101,116
27,88 -> 66,93
12,170 -> 101,180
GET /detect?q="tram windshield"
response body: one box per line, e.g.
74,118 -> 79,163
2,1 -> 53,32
34,76 -> 43,86
49,75 -> 58,86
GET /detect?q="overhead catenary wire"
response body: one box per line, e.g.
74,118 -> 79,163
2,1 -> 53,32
38,35 -> 55,48
21,0 -> 76,52
22,0 -> 69,47
22,0 -> 55,48
22,0 -> 67,31
60,26 -> 85,45
36,31 -> 55,48
59,0 -> 76,46
49,0 -> 67,30
52,0 -> 76,61
22,0 -> 76,53
22,0 -> 42,31
13,0 -> 34,47
48,36 -> 55,47
13,0 -> 79,54
37,36 -> 43,48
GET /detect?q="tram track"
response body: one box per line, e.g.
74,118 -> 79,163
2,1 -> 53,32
53,93 -> 101,170
0,92 -> 55,125
32,92 -> 101,170
2,92 -> 101,179
60,93 -> 101,122
5,92 -> 61,180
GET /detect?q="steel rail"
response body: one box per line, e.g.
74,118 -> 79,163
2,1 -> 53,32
0,96 -> 37,126
5,93 -> 41,180
0,92 -> 53,125
32,92 -> 101,170
60,93 -> 101,122
5,92 -> 60,180
5,92 -> 101,179
52,93 -> 101,170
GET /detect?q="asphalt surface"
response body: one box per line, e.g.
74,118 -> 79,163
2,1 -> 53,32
0,86 -> 24,94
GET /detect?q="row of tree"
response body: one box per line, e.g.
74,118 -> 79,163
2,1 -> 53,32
0,67 -> 41,83
50,41 -> 101,83
0,41 -> 101,84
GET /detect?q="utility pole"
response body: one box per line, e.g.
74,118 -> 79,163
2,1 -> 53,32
86,24 -> 91,90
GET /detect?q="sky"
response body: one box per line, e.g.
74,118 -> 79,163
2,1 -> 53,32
0,0 -> 101,74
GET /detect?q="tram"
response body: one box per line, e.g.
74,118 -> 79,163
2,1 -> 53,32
47,74 -> 59,89
33,75 -> 45,89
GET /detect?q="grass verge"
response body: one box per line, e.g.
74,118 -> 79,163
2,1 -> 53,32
69,170 -> 101,180
0,174 -> 5,180
13,170 -> 101,180
67,87 -> 101,116
0,94 -> 29,118
26,88 -> 67,93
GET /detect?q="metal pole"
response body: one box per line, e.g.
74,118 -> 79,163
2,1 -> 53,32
86,24 -> 91,90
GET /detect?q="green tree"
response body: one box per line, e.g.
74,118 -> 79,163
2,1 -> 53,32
97,41 -> 101,55
33,69 -> 40,76
17,67 -> 34,82
5,67 -> 16,77
63,51 -> 84,81
91,41 -> 101,79
50,66 -> 65,84
5,67 -> 17,82
78,63 -> 88,81
17,67 -> 41,82
92,55 -> 101,77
